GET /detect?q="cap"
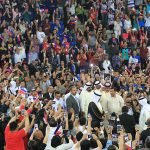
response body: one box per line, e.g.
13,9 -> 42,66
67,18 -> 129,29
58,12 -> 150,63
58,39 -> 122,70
85,82 -> 92,87
104,82 -> 111,88
94,81 -> 101,86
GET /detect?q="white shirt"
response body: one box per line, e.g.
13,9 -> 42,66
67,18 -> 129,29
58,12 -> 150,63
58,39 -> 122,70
52,98 -> 65,111
124,19 -> 132,30
18,46 -> 26,59
145,16 -> 150,27
129,56 -> 138,64
106,94 -> 125,115
102,60 -> 111,74
14,52 -> 22,64
114,21 -> 122,31
37,31 -> 46,44
45,127 -> 57,150
70,4 -> 75,15
46,139 -> 74,150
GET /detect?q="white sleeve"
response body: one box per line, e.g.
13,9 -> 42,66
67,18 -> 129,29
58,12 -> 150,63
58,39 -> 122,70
58,139 -> 74,150
129,56 -> 132,64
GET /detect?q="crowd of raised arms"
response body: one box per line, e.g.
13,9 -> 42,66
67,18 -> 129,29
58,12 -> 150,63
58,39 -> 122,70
0,0 -> 150,150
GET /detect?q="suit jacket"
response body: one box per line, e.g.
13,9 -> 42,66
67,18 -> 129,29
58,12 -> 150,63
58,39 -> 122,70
66,95 -> 79,115
43,92 -> 54,100
119,113 -> 136,138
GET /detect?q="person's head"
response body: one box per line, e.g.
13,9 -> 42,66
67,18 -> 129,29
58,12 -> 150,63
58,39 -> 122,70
143,42 -> 147,48
39,27 -> 42,32
122,106 -> 129,113
28,140 -> 40,150
76,131 -> 83,141
112,33 -> 115,38
48,86 -> 54,93
80,139 -> 90,150
145,136 -> 150,148
110,88 -> 116,97
51,135 -> 62,148
92,121 -> 100,131
34,130 -> 44,140
79,117 -> 86,126
9,121 -> 18,131
56,79 -> 61,86
136,77 -> 141,85
70,86 -> 77,96
49,118 -> 57,127
90,139 -> 98,149
20,81 -> 25,87
54,91 -> 61,100
108,145 -> 117,150
146,118 -> 150,128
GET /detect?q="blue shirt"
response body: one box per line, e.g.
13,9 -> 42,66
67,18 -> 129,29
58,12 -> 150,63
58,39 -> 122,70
103,140 -> 112,150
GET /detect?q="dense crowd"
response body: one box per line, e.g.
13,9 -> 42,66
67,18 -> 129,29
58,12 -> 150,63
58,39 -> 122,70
0,0 -> 150,150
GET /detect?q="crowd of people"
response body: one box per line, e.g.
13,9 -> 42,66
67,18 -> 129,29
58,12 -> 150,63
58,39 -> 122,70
0,0 -> 150,150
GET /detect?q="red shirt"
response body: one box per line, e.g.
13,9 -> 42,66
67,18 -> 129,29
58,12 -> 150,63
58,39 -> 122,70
140,47 -> 148,59
54,44 -> 61,54
5,126 -> 26,150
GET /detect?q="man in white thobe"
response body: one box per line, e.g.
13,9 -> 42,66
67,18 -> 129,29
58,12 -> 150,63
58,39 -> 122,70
139,97 -> 150,132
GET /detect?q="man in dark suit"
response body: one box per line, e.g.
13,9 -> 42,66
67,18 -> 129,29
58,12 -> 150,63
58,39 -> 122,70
66,86 -> 80,115
119,106 -> 136,139
43,86 -> 54,100
140,118 -> 150,145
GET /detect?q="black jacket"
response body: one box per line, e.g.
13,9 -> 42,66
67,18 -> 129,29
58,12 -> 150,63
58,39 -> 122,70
43,92 -> 54,100
141,128 -> 150,145
66,95 -> 79,115
119,113 -> 136,138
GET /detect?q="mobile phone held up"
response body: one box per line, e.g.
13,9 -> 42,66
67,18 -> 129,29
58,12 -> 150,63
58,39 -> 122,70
34,124 -> 38,130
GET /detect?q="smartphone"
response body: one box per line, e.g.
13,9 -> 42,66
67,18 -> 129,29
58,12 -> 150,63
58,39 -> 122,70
124,134 -> 129,143
88,134 -> 92,139
21,109 -> 25,115
34,124 -> 38,130
117,125 -> 122,132
52,101 -> 56,104
63,129 -> 68,135
112,134 -> 118,141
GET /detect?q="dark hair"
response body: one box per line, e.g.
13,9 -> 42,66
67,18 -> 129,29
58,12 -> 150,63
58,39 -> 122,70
122,106 -> 129,113
92,121 -> 100,129
70,85 -> 76,91
90,139 -> 98,148
55,91 -> 61,95
108,145 -> 117,150
49,118 -> 57,127
28,140 -> 40,150
79,117 -> 86,126
51,135 -> 62,148
9,121 -> 18,131
145,136 -> 150,148
76,131 -> 83,141
80,139 -> 90,150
